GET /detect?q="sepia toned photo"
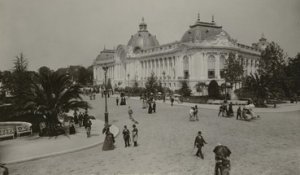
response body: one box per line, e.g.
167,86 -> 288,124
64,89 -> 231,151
0,0 -> 299,174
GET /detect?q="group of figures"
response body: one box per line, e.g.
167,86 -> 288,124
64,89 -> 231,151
122,125 -> 139,147
116,96 -> 127,106
218,101 -> 260,121
101,124 -> 139,151
141,96 -> 157,114
74,110 -> 92,137
194,131 -> 231,175
189,105 -> 199,121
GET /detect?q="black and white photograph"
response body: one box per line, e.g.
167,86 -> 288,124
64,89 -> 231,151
0,0 -> 299,174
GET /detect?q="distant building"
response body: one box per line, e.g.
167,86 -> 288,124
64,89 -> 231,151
93,15 -> 266,93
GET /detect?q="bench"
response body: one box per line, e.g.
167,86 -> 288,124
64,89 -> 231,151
0,127 -> 15,139
16,125 -> 32,137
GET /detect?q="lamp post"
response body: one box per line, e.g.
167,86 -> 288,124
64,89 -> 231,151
102,66 -> 109,125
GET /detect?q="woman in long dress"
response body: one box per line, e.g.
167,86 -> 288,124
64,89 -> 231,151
102,126 -> 115,151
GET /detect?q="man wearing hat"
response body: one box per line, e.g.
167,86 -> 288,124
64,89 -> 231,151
194,131 -> 207,159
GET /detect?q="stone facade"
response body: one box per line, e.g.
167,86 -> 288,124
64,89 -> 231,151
93,15 -> 266,93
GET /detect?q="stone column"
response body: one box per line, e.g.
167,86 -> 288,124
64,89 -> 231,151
215,54 -> 221,79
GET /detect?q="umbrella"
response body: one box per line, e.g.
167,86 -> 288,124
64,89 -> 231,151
214,145 -> 231,158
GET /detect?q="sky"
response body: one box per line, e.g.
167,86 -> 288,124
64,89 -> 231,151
0,0 -> 299,71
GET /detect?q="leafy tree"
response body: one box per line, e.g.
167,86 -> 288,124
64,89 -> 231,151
178,80 -> 192,97
25,70 -> 89,135
224,53 -> 244,89
77,66 -> 93,85
38,66 -> 52,75
258,42 -> 288,97
285,53 -> 300,96
243,73 -> 269,106
208,80 -> 220,98
145,72 -> 159,94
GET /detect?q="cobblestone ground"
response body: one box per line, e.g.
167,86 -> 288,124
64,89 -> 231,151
7,95 -> 300,175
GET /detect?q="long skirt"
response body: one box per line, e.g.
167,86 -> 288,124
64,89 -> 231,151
102,134 -> 115,151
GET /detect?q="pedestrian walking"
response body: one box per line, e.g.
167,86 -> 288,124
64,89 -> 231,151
73,110 -> 78,124
194,105 -> 199,121
102,125 -> 115,151
116,96 -> 119,106
122,125 -> 131,147
189,107 -> 195,121
227,102 -> 233,117
148,101 -> 152,114
170,96 -> 174,106
132,124 -> 138,147
128,106 -> 133,119
194,131 -> 207,159
85,118 -> 92,137
83,111 -> 88,127
213,143 -> 231,175
236,105 -> 241,120
78,112 -> 83,127
152,101 -> 156,113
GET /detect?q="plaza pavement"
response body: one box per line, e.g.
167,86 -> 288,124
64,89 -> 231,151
128,96 -> 300,113
5,95 -> 300,175
0,120 -> 119,164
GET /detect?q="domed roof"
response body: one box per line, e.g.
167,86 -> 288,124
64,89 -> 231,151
127,18 -> 159,51
181,15 -> 231,43
95,49 -> 114,61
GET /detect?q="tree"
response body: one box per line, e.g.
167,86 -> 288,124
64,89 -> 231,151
243,73 -> 269,106
285,53 -> 300,96
38,66 -> 52,75
258,42 -> 288,97
208,80 -> 220,98
10,53 -> 33,109
224,53 -> 244,89
145,72 -> 159,94
178,80 -> 192,97
25,70 -> 89,135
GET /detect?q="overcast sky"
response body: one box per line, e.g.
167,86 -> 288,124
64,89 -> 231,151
0,0 -> 299,71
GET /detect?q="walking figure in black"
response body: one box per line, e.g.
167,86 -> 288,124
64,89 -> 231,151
194,131 -> 207,159
116,96 -> 119,106
148,100 -> 152,114
170,96 -> 174,106
152,101 -> 156,113
122,125 -> 131,147
236,105 -> 242,120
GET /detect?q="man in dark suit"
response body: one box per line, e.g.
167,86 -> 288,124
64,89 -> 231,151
194,131 -> 207,159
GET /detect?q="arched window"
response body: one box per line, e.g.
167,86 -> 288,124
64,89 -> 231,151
219,55 -> 226,78
208,55 -> 216,79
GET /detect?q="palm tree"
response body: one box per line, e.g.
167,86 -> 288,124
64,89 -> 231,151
25,71 -> 89,135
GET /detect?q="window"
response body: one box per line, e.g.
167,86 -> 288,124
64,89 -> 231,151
220,55 -> 226,79
208,55 -> 215,79
208,70 -> 215,79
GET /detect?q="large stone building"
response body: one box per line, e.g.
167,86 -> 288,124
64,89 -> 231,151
93,15 -> 267,93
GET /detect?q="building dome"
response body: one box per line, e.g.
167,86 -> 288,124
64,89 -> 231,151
181,15 -> 231,43
127,18 -> 159,52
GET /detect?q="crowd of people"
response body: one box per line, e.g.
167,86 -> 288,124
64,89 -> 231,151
218,101 -> 260,121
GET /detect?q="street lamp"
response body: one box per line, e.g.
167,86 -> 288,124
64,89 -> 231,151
102,66 -> 109,125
